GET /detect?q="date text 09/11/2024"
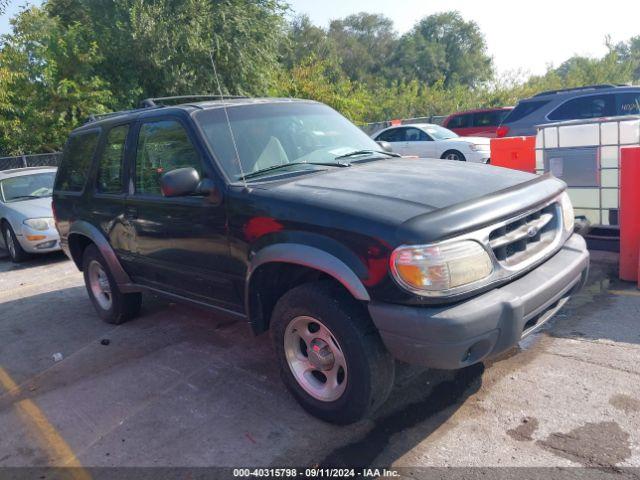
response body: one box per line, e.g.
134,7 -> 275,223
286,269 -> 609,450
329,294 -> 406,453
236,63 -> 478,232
232,468 -> 400,478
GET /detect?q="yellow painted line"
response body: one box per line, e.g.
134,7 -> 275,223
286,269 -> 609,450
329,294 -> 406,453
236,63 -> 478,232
0,367 -> 91,480
608,289 -> 640,297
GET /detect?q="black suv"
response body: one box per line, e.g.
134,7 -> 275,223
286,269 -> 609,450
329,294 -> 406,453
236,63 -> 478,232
53,96 -> 590,424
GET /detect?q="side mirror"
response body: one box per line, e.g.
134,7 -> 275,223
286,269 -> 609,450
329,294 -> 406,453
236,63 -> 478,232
160,167 -> 200,197
377,141 -> 393,153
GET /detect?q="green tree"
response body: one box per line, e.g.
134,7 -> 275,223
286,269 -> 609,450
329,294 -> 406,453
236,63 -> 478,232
393,11 -> 493,88
0,7 -> 113,155
327,12 -> 397,84
281,14 -> 336,70
46,0 -> 289,105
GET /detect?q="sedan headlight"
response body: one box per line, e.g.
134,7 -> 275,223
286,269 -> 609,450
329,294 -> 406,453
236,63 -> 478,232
390,240 -> 493,295
559,192 -> 575,233
23,218 -> 53,231
469,144 -> 490,152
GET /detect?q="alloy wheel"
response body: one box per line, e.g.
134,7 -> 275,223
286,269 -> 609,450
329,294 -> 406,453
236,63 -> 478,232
283,315 -> 348,402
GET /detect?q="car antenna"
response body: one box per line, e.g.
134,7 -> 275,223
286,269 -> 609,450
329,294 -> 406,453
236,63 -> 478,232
209,51 -> 248,189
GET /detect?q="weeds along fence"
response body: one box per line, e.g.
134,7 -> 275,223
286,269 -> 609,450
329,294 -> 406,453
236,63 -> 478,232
0,153 -> 62,171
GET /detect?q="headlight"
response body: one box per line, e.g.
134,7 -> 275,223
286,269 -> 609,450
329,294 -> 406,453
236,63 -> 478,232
559,192 -> 575,233
390,240 -> 493,295
469,144 -> 490,152
23,218 -> 53,231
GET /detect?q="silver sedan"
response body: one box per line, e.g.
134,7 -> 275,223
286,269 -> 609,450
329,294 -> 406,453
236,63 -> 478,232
0,167 -> 60,262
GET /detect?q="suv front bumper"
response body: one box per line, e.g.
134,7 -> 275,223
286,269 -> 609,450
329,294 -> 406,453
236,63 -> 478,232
369,234 -> 589,369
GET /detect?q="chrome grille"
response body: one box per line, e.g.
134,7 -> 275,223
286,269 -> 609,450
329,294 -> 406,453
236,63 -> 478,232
489,203 -> 560,268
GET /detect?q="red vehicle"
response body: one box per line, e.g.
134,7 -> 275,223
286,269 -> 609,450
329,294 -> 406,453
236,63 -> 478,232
442,107 -> 514,138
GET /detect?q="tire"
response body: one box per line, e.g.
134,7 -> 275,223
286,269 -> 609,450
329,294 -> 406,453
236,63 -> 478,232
2,223 -> 29,263
82,244 -> 142,324
271,281 -> 395,424
441,149 -> 466,161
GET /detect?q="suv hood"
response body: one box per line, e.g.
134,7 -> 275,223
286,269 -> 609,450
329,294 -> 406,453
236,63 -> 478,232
266,159 -> 542,227
4,196 -> 53,218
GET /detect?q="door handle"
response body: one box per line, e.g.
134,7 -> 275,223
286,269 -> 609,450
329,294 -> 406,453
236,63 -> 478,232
125,206 -> 138,219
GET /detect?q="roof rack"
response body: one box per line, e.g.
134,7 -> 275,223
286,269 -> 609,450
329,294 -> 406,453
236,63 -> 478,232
85,107 -> 154,124
84,94 -> 249,124
533,84 -> 622,97
139,94 -> 248,108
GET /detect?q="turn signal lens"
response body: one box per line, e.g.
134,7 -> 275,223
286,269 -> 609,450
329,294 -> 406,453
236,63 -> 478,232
560,192 -> 575,233
26,234 -> 46,241
391,241 -> 493,295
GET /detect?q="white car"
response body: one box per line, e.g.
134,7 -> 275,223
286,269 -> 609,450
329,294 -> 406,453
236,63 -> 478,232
0,167 -> 60,262
372,123 -> 491,163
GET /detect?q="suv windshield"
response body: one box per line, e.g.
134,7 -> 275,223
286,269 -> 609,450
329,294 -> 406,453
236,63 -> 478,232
0,172 -> 56,202
194,102 -> 386,180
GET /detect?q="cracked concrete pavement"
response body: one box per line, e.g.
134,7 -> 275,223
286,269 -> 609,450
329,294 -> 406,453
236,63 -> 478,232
0,249 -> 638,470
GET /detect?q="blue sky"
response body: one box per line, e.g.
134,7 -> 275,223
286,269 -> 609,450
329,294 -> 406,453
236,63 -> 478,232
2,0 -> 638,76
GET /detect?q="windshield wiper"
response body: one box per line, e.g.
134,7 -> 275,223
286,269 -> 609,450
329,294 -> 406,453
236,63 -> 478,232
9,195 -> 41,201
240,161 -> 350,181
334,149 -> 401,161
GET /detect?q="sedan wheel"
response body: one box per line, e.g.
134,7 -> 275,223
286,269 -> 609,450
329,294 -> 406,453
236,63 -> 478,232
442,150 -> 466,161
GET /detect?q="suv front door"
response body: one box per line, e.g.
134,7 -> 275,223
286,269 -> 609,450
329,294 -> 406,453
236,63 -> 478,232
122,116 -> 239,311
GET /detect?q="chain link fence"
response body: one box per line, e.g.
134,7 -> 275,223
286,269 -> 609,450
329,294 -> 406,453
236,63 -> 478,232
0,153 -> 62,171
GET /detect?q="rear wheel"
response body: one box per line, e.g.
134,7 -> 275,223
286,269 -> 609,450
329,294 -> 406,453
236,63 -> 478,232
82,244 -> 141,324
441,149 -> 466,161
271,281 -> 394,424
2,223 -> 28,263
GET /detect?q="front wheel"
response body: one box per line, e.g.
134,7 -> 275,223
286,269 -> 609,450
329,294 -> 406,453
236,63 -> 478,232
82,244 -> 142,324
271,281 -> 394,424
441,149 -> 466,161
2,223 -> 28,263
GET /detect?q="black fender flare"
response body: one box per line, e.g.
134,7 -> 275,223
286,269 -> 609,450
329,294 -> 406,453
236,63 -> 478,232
245,242 -> 371,318
67,221 -> 138,292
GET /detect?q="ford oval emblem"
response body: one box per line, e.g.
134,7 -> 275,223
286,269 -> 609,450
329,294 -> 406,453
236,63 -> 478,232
527,226 -> 539,237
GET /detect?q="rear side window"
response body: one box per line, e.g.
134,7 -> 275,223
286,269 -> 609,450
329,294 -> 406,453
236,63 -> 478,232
55,131 -> 100,192
376,128 -> 406,142
135,120 -> 201,196
446,114 -> 471,129
405,128 -> 429,141
547,94 -> 615,121
503,100 -> 550,123
97,125 -> 129,194
617,92 -> 640,115
474,110 -> 508,127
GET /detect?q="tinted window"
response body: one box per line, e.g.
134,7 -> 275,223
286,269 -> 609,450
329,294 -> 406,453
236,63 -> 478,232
503,100 -> 550,123
376,128 -> 406,142
617,92 -> 640,115
135,120 -> 200,196
405,128 -> 429,141
55,131 -> 100,192
446,114 -> 471,129
474,110 -> 509,127
97,125 -> 129,194
548,95 -> 615,121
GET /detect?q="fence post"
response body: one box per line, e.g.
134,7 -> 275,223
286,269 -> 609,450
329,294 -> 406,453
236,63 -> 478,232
21,155 -> 27,168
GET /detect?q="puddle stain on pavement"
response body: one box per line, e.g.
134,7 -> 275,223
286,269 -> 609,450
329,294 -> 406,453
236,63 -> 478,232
536,421 -> 632,468
609,394 -> 640,413
507,416 -> 539,442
